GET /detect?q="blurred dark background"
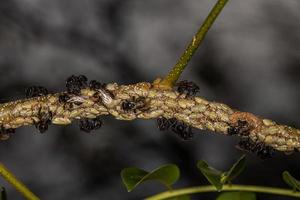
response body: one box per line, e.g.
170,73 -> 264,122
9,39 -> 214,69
0,0 -> 300,199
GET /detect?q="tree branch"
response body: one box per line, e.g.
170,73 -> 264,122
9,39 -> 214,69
0,81 -> 299,153
0,162 -> 40,200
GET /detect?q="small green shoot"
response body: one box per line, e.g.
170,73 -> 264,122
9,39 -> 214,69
121,164 -> 180,192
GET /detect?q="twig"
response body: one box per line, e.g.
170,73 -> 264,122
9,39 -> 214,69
159,0 -> 229,88
145,184 -> 300,200
0,162 -> 40,200
0,82 -> 299,153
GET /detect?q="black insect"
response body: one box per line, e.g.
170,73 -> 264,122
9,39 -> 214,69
157,117 -> 193,140
25,86 -> 48,98
176,80 -> 200,97
256,145 -> 275,159
157,117 -> 174,131
171,121 -> 193,140
89,80 -> 106,90
236,137 -> 274,159
157,117 -> 179,131
0,126 -> 15,140
122,101 -> 135,111
79,116 -> 102,133
228,120 -> 250,136
236,137 -> 252,151
121,97 -> 147,113
58,93 -> 71,103
66,75 -> 88,95
35,110 -> 52,133
35,121 -> 50,133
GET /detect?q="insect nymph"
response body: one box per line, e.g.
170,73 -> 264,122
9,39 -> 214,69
25,86 -> 48,98
66,75 -> 88,95
79,116 -> 102,133
237,137 -> 275,159
121,97 -> 148,113
228,120 -> 251,136
58,93 -> 71,103
176,80 -> 200,97
35,109 -> 52,133
157,117 -> 193,140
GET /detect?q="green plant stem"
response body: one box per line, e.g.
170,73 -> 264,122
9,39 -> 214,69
145,184 -> 300,200
0,162 -> 40,200
160,0 -> 229,87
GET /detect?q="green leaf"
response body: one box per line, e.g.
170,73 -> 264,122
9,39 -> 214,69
221,155 -> 246,184
197,155 -> 246,191
166,195 -> 191,200
121,164 -> 180,192
217,192 -> 256,200
0,187 -> 7,200
282,171 -> 300,191
197,160 -> 223,191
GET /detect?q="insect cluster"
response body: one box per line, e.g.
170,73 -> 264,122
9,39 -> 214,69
228,120 -> 275,158
157,117 -> 193,140
237,137 -> 275,159
153,80 -> 199,140
61,75 -> 105,132
24,75 -> 106,134
24,85 -> 52,133
59,76 -> 109,104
